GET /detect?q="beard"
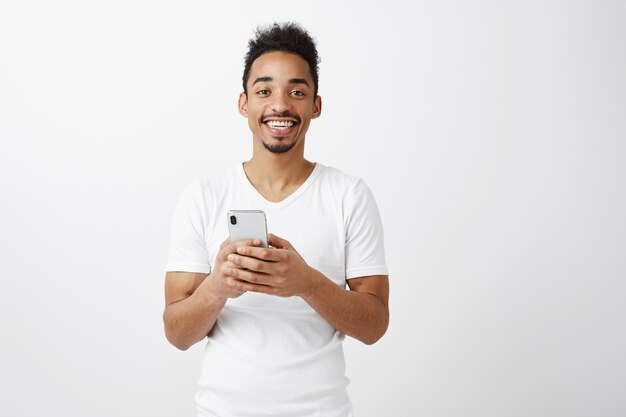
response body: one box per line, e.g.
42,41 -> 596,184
262,138 -> 298,154
259,111 -> 302,154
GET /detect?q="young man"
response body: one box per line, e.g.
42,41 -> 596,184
164,23 -> 389,417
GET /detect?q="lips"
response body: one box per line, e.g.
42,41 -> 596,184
261,114 -> 300,137
265,120 -> 294,129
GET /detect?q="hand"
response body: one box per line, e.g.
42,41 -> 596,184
203,237 -> 263,299
223,233 -> 318,297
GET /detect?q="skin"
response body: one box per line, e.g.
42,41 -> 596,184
164,51 -> 389,350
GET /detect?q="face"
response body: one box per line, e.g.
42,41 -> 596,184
239,51 -> 322,154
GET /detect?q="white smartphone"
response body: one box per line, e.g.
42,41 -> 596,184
227,210 -> 268,248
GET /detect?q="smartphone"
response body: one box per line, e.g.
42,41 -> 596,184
227,210 -> 268,248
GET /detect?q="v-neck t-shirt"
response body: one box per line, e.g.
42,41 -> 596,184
166,162 -> 388,417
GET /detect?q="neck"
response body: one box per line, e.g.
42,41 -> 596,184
243,139 -> 315,201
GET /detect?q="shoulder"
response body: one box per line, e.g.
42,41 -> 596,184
178,166 -> 240,204
316,164 -> 375,203
316,163 -> 364,194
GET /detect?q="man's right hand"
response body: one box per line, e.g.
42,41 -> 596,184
163,237 -> 261,350
203,237 -> 263,299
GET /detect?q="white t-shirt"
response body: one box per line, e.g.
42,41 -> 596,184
166,163 -> 388,417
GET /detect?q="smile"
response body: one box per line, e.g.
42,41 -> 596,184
265,120 -> 294,130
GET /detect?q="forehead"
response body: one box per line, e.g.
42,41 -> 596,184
248,51 -> 313,84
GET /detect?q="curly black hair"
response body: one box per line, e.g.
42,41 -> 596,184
242,22 -> 320,97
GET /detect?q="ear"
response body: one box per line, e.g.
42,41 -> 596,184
312,95 -> 322,119
238,92 -> 248,117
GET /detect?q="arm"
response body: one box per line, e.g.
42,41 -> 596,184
163,271 -> 225,351
303,272 -> 389,345
163,238 -> 260,350
223,234 -> 389,345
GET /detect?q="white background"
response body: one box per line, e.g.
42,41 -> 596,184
1,1 -> 625,416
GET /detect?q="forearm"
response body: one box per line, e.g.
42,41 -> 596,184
302,270 -> 389,345
163,279 -> 227,350
224,238 -> 389,343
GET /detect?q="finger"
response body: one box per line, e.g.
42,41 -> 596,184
226,276 -> 277,295
227,254 -> 266,273
268,233 -> 292,250
219,237 -> 231,250
230,238 -> 262,247
224,265 -> 270,285
235,245 -> 281,261
222,238 -> 262,255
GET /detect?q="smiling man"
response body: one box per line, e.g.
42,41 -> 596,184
163,23 -> 389,417
241,50 -> 319,156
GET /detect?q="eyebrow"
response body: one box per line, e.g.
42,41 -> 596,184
288,78 -> 309,86
252,76 -> 310,87
252,76 -> 273,85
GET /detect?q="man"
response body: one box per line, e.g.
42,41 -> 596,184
164,22 -> 389,417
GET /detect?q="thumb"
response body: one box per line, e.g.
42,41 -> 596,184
268,233 -> 292,250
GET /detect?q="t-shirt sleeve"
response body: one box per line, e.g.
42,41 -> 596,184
165,182 -> 212,274
344,179 -> 388,279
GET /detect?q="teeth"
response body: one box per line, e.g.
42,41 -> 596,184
266,120 -> 294,129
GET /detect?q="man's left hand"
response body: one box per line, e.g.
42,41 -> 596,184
223,233 -> 317,297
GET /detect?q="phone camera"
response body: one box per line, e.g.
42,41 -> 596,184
230,215 -> 237,225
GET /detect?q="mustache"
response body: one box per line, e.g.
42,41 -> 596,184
259,111 -> 301,124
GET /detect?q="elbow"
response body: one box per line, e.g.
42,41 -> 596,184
163,310 -> 192,351
360,312 -> 389,345
362,326 -> 388,345
358,331 -> 385,345
362,332 -> 384,345
165,331 -> 192,351
173,342 -> 192,351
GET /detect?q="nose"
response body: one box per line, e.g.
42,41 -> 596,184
270,91 -> 292,113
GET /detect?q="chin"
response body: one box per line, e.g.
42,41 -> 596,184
263,141 -> 297,154
261,135 -> 302,154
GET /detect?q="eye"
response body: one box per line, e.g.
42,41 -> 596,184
256,89 -> 270,96
290,90 -> 305,97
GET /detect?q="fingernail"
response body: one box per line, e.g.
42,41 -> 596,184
228,254 -> 234,261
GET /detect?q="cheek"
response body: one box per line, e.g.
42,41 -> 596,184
298,119 -> 312,131
247,111 -> 260,125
